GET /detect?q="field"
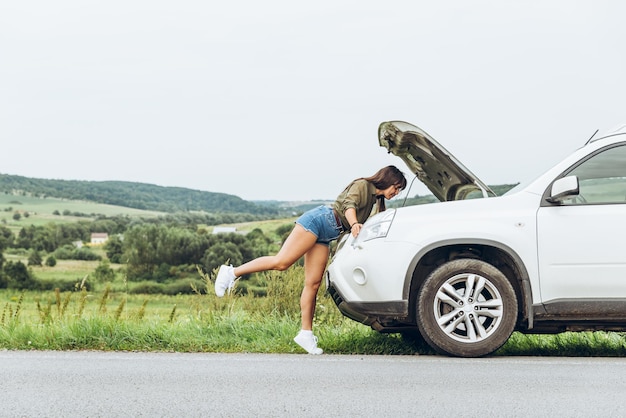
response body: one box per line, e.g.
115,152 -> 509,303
0,193 -> 164,236
1,264 -> 626,355
0,266 -> 413,354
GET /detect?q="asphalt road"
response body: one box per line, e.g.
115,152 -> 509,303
1,351 -> 626,417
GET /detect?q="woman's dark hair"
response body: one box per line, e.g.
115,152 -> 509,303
361,165 -> 407,212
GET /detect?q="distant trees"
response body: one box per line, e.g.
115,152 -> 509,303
0,212 -> 282,290
9,216 -> 134,252
123,224 -> 195,280
0,173 -> 299,292
121,223 -> 271,281
0,226 -> 13,248
104,234 -> 124,263
201,242 -> 243,274
3,260 -> 37,290
28,250 -> 42,266
53,245 -> 101,261
0,174 -> 284,216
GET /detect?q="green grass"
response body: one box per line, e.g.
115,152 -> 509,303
499,330 -> 626,356
0,268 -> 396,354
1,265 -> 626,356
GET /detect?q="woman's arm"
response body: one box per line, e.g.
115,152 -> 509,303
345,207 -> 362,237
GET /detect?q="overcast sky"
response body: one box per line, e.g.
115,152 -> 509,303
1,1 -> 625,202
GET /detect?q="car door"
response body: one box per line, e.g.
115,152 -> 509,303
536,143 -> 626,305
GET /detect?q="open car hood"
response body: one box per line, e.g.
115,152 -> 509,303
378,121 -> 495,201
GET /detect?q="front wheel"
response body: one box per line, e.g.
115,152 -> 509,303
416,259 -> 518,357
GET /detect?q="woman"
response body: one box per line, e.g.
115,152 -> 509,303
214,165 -> 407,354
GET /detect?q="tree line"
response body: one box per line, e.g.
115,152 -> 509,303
0,174 -> 283,215
0,213 -> 294,292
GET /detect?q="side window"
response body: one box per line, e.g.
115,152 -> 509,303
564,144 -> 626,205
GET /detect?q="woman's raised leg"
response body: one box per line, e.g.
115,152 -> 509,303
233,224 -> 317,277
215,224 -> 318,297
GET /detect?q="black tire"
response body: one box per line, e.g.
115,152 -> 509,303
416,259 -> 518,357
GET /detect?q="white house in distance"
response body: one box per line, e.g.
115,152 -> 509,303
90,232 -> 109,245
212,226 -> 237,234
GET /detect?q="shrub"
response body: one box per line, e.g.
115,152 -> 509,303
53,245 -> 102,261
275,223 -> 294,244
52,245 -> 74,259
45,255 -> 57,267
104,234 -> 124,264
72,248 -> 102,261
28,250 -> 43,266
129,282 -> 165,294
4,260 -> 38,290
93,260 -> 116,282
162,279 -> 206,295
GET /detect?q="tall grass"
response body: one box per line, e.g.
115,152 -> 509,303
1,266 -> 626,356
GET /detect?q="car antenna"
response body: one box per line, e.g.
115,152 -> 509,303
585,129 -> 599,145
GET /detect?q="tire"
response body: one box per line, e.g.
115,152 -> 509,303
416,259 -> 518,357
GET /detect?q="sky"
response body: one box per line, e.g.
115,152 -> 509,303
1,1 -> 625,202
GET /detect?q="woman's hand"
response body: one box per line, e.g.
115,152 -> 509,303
350,222 -> 362,237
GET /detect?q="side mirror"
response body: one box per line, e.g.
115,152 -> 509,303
546,175 -> 579,204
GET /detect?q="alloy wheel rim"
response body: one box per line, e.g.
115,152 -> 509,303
432,272 -> 504,344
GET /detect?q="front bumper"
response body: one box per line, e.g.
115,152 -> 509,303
326,271 -> 411,331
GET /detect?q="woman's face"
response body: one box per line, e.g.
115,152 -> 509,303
381,184 -> 403,200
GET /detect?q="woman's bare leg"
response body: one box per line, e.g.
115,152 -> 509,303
233,224 -> 317,277
230,224 -> 330,329
300,243 -> 330,331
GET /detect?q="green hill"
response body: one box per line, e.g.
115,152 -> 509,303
0,173 -> 519,219
0,174 -> 279,216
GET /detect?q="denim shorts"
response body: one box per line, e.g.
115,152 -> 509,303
295,205 -> 343,246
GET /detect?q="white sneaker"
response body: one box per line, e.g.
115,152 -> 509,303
215,265 -> 236,297
294,331 -> 323,355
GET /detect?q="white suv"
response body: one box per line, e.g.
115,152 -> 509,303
326,121 -> 626,357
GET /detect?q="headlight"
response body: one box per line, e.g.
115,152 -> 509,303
353,209 -> 396,245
